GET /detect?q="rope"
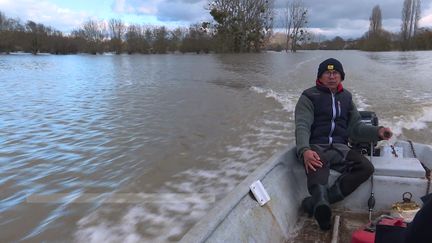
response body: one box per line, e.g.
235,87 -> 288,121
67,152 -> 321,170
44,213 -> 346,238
368,142 -> 375,222
408,140 -> 431,195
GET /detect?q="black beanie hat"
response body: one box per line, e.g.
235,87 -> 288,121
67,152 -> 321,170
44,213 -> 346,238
317,58 -> 345,80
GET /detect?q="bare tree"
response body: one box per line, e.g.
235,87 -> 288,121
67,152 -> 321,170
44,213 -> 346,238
25,21 -> 48,54
143,27 -> 153,53
401,0 -> 421,50
82,20 -> 106,42
153,26 -> 169,54
208,0 -> 274,53
108,18 -> 125,54
369,5 -> 382,35
0,11 -> 6,31
125,24 -> 142,54
168,27 -> 186,53
180,23 -> 213,54
360,5 -> 391,51
282,0 -> 308,52
80,20 -> 107,54
0,11 -> 13,53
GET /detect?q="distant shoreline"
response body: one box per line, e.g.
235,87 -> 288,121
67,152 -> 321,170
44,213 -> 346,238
2,49 -> 432,56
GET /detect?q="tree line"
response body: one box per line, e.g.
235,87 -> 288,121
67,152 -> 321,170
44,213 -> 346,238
0,0 -> 274,55
1,0 -> 432,55
273,0 -> 432,52
0,12 -> 214,55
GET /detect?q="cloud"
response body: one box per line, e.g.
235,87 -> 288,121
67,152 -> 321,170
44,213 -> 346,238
109,0 -> 432,32
1,0 -> 431,37
315,19 -> 370,39
274,0 -> 404,27
273,0 -> 432,38
419,1 -> 432,27
420,14 -> 432,27
111,0 -> 159,15
110,0 -> 432,37
156,0 -> 208,22
112,0 -> 209,23
0,0 -> 89,31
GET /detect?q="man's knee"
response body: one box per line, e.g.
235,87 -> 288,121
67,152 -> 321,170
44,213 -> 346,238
360,159 -> 374,179
365,159 -> 374,174
347,150 -> 374,177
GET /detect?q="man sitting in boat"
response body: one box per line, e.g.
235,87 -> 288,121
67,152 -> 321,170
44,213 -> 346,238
294,58 -> 392,230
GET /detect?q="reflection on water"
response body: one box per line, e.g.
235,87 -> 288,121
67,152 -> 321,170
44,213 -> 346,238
1,51 -> 432,242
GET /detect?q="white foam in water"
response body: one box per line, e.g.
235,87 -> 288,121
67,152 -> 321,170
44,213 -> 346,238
381,105 -> 432,137
351,90 -> 369,111
250,86 -> 296,113
75,109 -> 293,242
75,197 -> 212,243
74,164 -> 246,242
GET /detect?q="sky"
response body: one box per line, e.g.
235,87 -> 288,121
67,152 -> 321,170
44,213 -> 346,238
1,0 -> 432,39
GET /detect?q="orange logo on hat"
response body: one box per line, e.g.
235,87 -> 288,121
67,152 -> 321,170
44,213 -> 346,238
327,64 -> 334,70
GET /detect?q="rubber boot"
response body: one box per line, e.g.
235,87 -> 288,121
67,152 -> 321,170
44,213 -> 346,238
311,184 -> 332,230
328,181 -> 345,204
301,196 -> 313,217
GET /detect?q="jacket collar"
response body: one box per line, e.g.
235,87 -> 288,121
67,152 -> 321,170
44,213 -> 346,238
316,79 -> 344,93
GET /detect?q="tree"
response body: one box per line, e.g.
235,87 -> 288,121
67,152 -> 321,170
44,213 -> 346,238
208,0 -> 274,52
326,36 -> 345,50
49,30 -> 69,54
360,5 -> 391,51
153,26 -> 168,54
125,24 -> 142,54
415,28 -> 432,50
76,20 -> 107,54
0,11 -> 6,31
180,23 -> 212,53
401,0 -> 421,50
108,18 -> 125,54
282,0 -> 308,52
0,11 -> 15,53
168,27 -> 185,53
25,21 -> 49,54
299,32 -> 322,50
144,28 -> 153,53
369,5 -> 382,35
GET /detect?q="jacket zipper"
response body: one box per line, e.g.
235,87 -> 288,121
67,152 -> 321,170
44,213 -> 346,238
329,93 -> 336,144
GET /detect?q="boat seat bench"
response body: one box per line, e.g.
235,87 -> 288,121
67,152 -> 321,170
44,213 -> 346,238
370,156 -> 425,178
329,156 -> 428,210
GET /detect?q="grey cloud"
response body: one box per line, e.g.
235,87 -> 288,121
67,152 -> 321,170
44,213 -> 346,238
114,0 -> 407,26
111,0 -> 147,14
113,0 -> 430,37
175,0 -> 204,3
272,0 -> 428,38
112,0 -> 209,22
156,0 -> 209,22
274,0 -> 405,29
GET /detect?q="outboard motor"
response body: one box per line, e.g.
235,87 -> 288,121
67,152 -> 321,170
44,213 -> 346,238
350,111 -> 380,156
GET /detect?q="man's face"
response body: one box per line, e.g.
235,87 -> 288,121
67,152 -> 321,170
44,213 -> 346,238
319,70 -> 342,91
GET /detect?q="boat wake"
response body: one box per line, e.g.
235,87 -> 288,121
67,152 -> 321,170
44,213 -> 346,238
74,113 -> 293,242
250,86 -> 296,113
381,105 -> 432,137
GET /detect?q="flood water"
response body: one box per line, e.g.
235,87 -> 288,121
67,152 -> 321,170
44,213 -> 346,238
1,50 -> 432,242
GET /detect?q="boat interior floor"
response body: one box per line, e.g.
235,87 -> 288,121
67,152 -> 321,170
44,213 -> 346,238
286,210 -> 387,243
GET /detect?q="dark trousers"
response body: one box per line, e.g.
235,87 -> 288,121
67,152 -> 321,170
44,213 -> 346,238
306,149 -> 374,196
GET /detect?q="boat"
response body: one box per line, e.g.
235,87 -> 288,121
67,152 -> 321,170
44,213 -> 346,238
180,139 -> 432,242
